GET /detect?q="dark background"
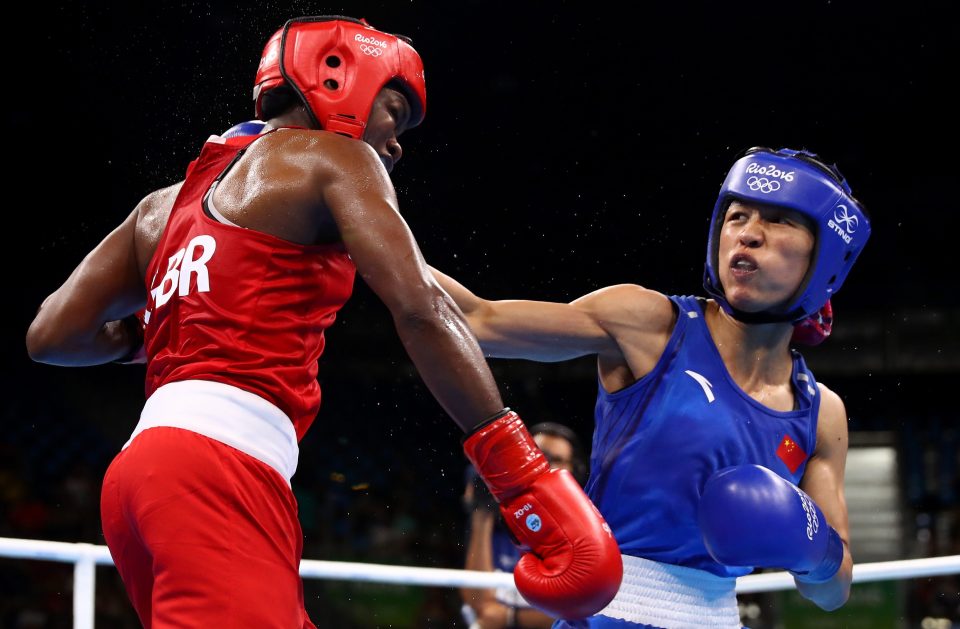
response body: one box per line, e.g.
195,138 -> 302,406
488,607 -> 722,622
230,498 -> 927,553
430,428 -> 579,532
4,1 -> 957,627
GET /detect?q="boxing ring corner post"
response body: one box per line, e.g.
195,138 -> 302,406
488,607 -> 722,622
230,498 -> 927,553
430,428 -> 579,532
73,543 -> 102,629
0,537 -> 114,629
1,536 -> 959,628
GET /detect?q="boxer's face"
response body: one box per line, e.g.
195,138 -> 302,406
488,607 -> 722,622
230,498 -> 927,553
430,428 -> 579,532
363,87 -> 412,174
534,433 -> 575,474
718,201 -> 814,313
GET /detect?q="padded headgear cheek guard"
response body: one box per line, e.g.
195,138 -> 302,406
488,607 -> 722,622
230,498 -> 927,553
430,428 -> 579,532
254,16 -> 426,139
703,147 -> 871,323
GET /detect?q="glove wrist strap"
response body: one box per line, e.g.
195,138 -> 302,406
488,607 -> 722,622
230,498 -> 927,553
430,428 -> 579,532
792,527 -> 844,583
463,408 -> 514,441
462,410 -> 548,503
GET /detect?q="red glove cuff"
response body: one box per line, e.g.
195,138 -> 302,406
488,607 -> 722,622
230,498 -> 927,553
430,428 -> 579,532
462,410 -> 549,503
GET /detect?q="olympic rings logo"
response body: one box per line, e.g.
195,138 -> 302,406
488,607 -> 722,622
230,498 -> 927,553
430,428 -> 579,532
359,44 -> 383,57
833,204 -> 859,232
746,176 -> 781,194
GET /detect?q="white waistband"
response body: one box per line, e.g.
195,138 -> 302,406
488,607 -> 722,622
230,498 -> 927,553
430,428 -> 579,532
125,380 -> 299,484
597,555 -> 740,629
493,569 -> 532,609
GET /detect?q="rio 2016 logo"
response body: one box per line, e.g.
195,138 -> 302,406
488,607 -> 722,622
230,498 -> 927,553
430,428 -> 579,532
354,33 -> 387,47
791,485 -> 820,541
745,162 -> 795,182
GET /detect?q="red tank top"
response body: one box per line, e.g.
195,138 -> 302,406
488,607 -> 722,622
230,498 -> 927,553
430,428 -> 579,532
142,133 -> 356,440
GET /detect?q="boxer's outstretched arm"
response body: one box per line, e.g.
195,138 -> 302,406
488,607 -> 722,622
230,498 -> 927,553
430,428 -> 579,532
797,385 -> 854,610
431,267 -> 672,362
324,143 -> 624,617
27,207 -> 145,366
318,143 -> 628,616
321,139 -> 504,431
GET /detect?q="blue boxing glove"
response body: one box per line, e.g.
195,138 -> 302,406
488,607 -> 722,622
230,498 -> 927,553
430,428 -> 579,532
221,120 -> 268,138
698,465 -> 843,583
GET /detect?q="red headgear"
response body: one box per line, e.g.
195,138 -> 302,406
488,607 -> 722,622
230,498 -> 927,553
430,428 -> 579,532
254,16 -> 427,139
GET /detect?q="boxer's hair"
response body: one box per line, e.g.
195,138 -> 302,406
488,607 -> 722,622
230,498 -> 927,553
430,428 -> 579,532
530,422 -> 588,486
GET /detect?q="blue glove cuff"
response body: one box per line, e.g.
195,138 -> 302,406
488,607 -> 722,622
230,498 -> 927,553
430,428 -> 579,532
792,527 -> 843,583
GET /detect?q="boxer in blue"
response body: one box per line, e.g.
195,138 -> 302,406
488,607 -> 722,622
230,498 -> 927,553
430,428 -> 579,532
433,147 -> 871,628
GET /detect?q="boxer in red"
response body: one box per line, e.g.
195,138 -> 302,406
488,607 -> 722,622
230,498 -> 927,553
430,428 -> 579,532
26,16 -> 622,627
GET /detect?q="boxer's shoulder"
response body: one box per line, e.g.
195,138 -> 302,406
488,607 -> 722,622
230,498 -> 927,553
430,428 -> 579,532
813,383 -> 847,457
575,285 -> 676,368
574,285 -> 674,333
134,181 -> 185,262
137,181 -> 184,217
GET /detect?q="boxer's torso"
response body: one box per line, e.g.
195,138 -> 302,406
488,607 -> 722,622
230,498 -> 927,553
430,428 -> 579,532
586,295 -> 821,577
137,131 -> 356,439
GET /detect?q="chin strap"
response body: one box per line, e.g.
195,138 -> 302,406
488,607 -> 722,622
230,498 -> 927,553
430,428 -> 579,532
704,270 -> 805,325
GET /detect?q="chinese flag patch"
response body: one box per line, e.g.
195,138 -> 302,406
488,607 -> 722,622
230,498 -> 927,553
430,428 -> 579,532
777,434 -> 808,474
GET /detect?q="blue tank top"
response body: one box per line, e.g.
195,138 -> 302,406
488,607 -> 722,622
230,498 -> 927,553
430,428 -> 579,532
585,295 -> 821,578
491,523 -> 522,572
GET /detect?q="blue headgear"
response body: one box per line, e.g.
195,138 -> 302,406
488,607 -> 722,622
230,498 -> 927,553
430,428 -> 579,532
703,147 -> 870,323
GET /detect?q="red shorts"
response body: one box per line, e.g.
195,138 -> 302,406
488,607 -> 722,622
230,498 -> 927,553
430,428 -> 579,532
100,427 -> 316,628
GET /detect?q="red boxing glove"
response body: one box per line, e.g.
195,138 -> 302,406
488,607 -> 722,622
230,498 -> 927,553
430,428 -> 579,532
791,299 -> 833,346
463,410 -> 622,620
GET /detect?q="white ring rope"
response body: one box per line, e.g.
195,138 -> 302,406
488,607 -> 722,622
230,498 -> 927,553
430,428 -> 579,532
2,537 -> 958,629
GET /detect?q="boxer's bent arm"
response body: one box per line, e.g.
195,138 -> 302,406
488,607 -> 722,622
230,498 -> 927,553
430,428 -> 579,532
461,510 -> 498,613
27,207 -> 145,366
430,268 -> 652,362
475,601 -> 555,628
797,384 -> 854,610
460,513 -> 556,627
322,141 -> 502,431
515,608 -> 557,628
